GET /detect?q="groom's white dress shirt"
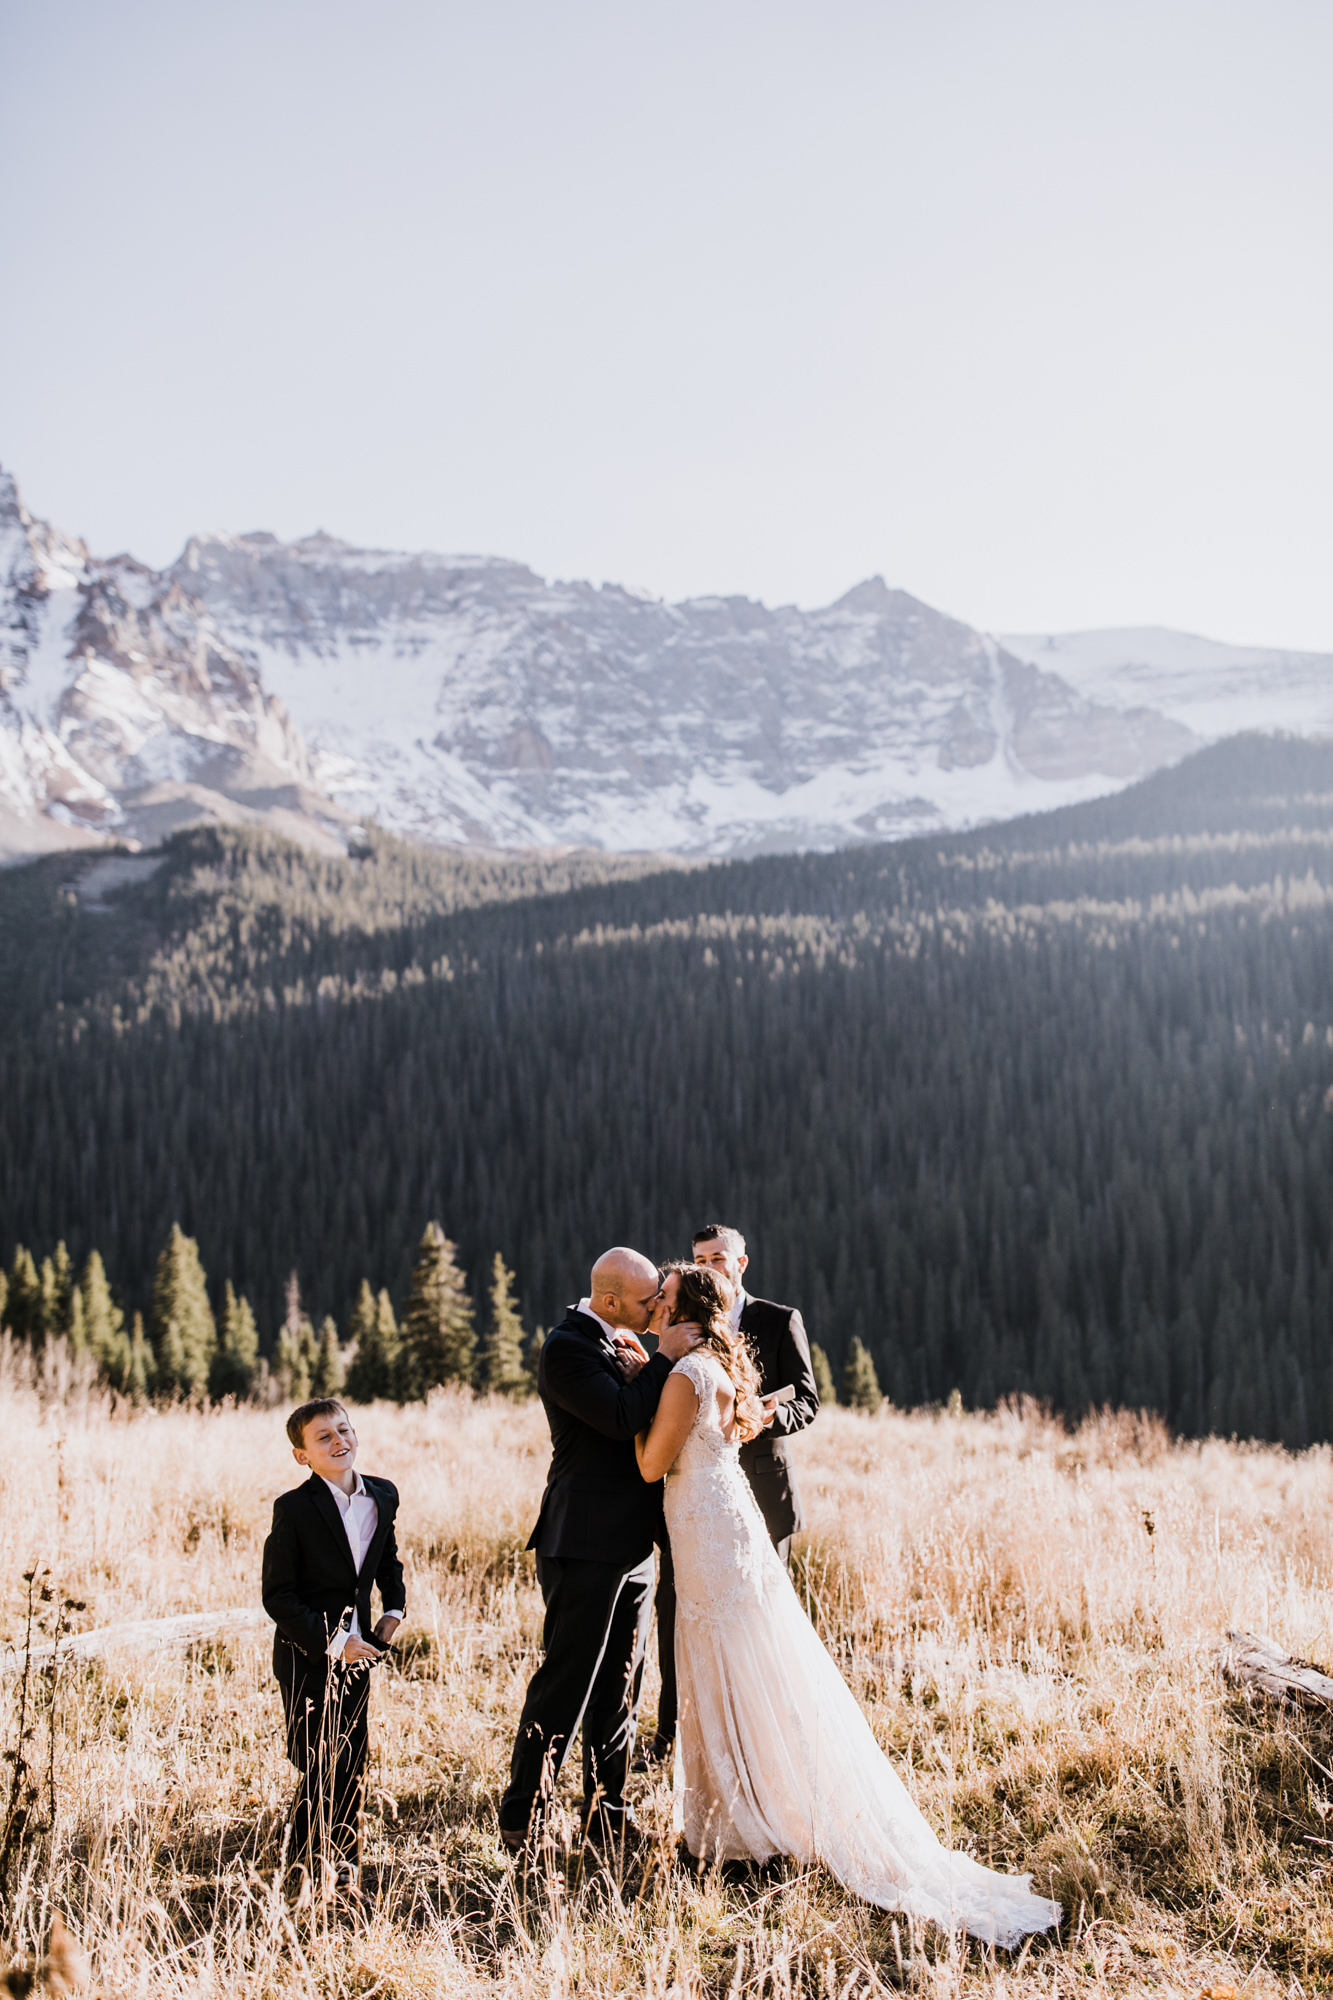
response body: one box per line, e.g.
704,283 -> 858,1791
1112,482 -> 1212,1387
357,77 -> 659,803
320,1471 -> 405,1658
577,1296 -> 620,1340
728,1287 -> 748,1333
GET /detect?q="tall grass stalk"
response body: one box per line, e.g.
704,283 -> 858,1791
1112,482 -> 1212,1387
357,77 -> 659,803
2,1379 -> 1332,1994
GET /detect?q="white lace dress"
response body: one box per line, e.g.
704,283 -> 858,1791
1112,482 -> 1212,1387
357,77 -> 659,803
663,1350 -> 1060,1948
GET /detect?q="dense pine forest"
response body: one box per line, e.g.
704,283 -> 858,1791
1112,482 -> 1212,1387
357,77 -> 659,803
6,732 -> 1333,1443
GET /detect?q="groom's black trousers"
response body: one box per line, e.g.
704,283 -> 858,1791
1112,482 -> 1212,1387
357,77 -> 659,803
499,1552 -> 655,1837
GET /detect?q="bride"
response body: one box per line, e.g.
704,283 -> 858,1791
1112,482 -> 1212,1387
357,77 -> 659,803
635,1263 -> 1060,1950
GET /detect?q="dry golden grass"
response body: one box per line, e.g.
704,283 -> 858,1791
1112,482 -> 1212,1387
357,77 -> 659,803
4,1353 -> 1333,1997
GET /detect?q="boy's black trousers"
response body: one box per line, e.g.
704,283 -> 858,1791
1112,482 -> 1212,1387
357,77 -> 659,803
499,1552 -> 655,1838
282,1659 -> 371,1871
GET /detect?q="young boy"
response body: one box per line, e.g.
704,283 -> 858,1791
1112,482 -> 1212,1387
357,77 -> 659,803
261,1398 -> 405,1898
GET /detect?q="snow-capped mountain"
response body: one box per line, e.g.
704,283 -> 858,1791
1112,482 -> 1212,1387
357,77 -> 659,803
0,471 -> 349,861
1000,629 -> 1333,742
1,462 -> 1322,863
172,523 -> 1192,855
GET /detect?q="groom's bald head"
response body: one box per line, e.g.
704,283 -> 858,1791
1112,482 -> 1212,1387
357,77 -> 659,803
589,1246 -> 662,1332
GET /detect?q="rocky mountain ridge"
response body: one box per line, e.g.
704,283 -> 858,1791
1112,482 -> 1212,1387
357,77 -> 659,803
1,464 -> 1317,863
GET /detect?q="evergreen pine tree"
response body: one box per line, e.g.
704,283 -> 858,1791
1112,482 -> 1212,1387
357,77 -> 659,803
65,1285 -> 87,1356
312,1316 -> 346,1397
274,1271 -> 315,1403
81,1250 -> 132,1391
149,1224 -> 217,1397
5,1248 -> 40,1342
809,1341 -> 836,1406
5,1248 -> 40,1344
36,1256 -> 56,1343
274,1323 -> 311,1402
375,1288 -> 399,1378
399,1222 -> 474,1398
127,1312 -> 153,1402
345,1281 -> 399,1401
477,1253 -> 532,1397
51,1242 -> 76,1342
346,1280 -> 376,1353
842,1337 -> 882,1413
37,1247 -> 74,1346
211,1281 -> 260,1400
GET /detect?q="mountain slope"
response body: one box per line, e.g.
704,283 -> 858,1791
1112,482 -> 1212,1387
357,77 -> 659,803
1,466 -> 1197,861
1002,626 -> 1333,741
6,734 -> 1333,1445
0,471 -> 351,863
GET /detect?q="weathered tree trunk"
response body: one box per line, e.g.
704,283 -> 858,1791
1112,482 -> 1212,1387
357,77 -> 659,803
1218,1630 -> 1333,1710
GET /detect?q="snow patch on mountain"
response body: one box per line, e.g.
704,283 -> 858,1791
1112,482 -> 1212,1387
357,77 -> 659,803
1002,628 -> 1333,741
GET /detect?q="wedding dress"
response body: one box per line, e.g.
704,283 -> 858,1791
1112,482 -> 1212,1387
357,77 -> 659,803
662,1351 -> 1060,1948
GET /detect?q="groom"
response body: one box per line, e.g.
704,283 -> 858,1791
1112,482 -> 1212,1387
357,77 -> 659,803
498,1246 -> 699,1853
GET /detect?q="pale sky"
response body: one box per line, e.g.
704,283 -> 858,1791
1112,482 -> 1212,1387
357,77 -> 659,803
2,0 -> 1331,649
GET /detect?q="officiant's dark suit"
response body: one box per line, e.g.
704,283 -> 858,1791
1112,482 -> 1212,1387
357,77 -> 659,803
262,1474 -> 404,1870
735,1294 -> 821,1549
499,1306 -> 675,1844
651,1291 -> 819,1757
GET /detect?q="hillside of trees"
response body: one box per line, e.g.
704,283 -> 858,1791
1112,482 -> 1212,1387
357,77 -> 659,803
6,732 -> 1333,1443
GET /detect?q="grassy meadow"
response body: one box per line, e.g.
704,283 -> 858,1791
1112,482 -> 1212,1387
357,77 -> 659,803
4,1352 -> 1333,1997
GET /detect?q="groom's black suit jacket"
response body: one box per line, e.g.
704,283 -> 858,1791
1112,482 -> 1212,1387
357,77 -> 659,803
736,1294 -> 820,1540
261,1473 -> 404,1756
528,1308 -> 675,1568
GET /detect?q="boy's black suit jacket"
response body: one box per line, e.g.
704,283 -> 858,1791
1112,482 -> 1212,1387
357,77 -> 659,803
261,1473 -> 404,1750
736,1294 -> 820,1540
527,1308 -> 674,1568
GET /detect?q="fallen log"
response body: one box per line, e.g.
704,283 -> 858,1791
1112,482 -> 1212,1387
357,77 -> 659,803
1218,1630 -> 1333,1710
0,1606 -> 267,1675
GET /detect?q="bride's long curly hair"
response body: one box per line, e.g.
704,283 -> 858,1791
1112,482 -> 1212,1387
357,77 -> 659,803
663,1261 -> 766,1442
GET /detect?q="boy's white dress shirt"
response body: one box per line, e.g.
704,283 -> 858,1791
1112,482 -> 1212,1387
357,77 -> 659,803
320,1471 -> 405,1659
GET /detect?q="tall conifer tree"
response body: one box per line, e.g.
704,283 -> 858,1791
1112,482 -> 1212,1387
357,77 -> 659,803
127,1312 -> 153,1402
149,1225 -> 217,1397
399,1223 -> 474,1398
842,1338 -> 882,1413
312,1316 -> 346,1397
51,1242 -> 76,1342
5,1249 -> 39,1343
211,1281 -> 259,1399
809,1342 -> 836,1406
477,1254 -> 532,1397
37,1248 -> 74,1347
81,1250 -> 131,1390
65,1285 -> 86,1356
274,1271 -> 316,1403
345,1281 -> 399,1401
